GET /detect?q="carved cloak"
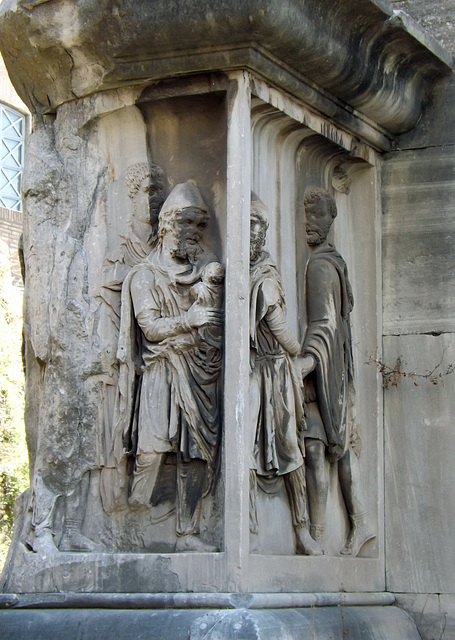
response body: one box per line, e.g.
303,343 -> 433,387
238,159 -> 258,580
302,244 -> 354,457
101,247 -> 221,511
249,252 -> 305,477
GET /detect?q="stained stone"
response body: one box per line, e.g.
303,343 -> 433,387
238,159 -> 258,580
0,606 -> 422,640
0,0 -> 452,638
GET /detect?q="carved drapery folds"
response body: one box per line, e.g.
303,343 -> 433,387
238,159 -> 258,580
101,181 -> 224,554
0,71 -> 386,594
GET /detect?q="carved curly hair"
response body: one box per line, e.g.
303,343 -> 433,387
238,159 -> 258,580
124,162 -> 164,200
303,187 -> 337,220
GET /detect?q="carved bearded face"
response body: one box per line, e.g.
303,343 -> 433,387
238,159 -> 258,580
305,198 -> 334,246
171,207 -> 208,261
250,216 -> 267,264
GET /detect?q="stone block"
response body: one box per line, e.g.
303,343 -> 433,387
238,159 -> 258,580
384,334 -> 455,593
383,145 -> 455,335
395,593 -> 455,640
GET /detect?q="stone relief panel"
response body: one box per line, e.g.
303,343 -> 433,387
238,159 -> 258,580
5,82 -> 379,585
249,193 -> 323,557
6,91 -> 227,567
250,98 -> 379,558
101,181 -> 224,553
300,186 -> 375,556
93,93 -> 227,554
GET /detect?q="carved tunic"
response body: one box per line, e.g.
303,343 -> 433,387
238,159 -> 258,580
302,244 -> 354,458
249,253 -> 305,477
112,250 -> 221,474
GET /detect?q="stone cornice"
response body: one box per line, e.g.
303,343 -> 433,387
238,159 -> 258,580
0,0 -> 452,140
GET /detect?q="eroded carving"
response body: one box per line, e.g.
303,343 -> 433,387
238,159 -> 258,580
122,161 -> 166,262
249,194 -> 322,556
301,187 -> 375,556
98,162 -> 166,516
104,182 -> 223,553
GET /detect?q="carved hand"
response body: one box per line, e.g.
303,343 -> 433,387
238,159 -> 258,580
299,354 -> 316,379
186,306 -> 224,329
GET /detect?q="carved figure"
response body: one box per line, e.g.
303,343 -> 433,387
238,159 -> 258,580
100,162 -> 166,337
98,162 -> 166,516
189,261 -> 224,347
249,194 -> 322,556
110,182 -> 223,552
122,161 -> 166,263
189,261 -> 224,310
301,186 -> 375,556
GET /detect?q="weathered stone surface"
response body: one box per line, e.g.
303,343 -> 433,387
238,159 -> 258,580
0,606 -> 421,640
0,58 -> 385,593
391,0 -> 455,54
382,144 -> 455,335
381,7 -> 455,637
0,591 -> 397,609
384,334 -> 455,594
0,0 -> 451,136
395,593 -> 455,640
0,7 -> 452,639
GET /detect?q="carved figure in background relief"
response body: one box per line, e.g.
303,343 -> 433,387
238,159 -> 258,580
98,162 -> 165,500
122,161 -> 166,263
108,182 -> 223,552
300,187 -> 375,556
100,162 -> 166,340
249,194 -> 322,556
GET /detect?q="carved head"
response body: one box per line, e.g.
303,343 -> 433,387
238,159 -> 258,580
124,162 -> 165,227
250,193 -> 269,264
202,261 -> 225,285
158,182 -> 210,261
303,187 -> 337,246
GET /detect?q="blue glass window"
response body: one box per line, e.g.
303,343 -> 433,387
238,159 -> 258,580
0,104 -> 25,212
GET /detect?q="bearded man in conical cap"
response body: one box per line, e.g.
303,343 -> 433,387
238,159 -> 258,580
109,182 -> 223,552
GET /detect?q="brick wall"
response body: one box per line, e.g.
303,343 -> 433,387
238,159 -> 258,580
0,206 -> 23,286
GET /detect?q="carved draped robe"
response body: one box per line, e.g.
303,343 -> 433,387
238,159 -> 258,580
111,249 -> 222,488
249,252 -> 305,477
302,244 -> 354,458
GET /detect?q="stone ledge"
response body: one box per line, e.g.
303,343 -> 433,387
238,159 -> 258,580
0,591 -> 396,610
0,605 -> 422,639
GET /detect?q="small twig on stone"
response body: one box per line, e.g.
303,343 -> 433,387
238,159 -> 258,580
365,348 -> 454,389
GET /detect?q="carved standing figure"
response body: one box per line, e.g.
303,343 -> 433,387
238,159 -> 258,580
249,194 -> 322,556
110,182 -> 223,552
99,162 -> 165,515
301,186 -> 375,556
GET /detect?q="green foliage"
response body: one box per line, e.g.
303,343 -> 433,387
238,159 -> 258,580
0,251 -> 28,570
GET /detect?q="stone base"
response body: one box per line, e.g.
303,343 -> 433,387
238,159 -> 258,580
0,594 -> 422,639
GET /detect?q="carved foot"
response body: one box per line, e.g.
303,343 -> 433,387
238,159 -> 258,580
310,524 -> 325,543
32,528 -> 59,555
175,534 -> 218,553
59,530 -> 105,553
295,524 -> 324,556
340,514 -> 375,557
